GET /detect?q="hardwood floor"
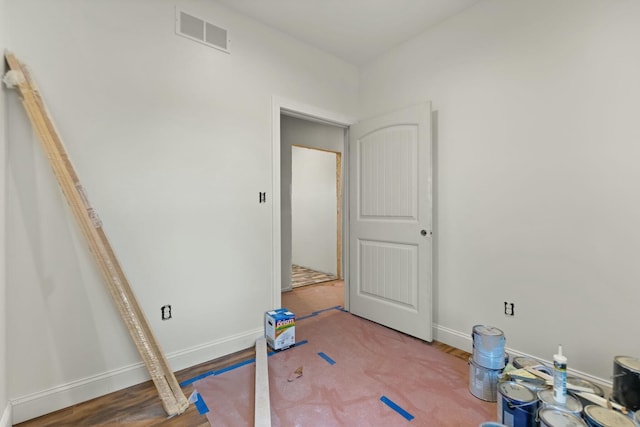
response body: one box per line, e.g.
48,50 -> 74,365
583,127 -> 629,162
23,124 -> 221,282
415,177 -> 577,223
16,281 -> 470,426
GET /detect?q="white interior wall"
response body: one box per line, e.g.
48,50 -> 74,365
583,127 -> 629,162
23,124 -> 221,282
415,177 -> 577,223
0,0 -> 10,424
5,0 -> 357,422
291,146 -> 337,276
280,115 -> 344,290
360,0 -> 640,382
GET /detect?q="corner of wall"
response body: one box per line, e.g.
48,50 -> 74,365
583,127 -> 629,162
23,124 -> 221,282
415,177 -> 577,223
0,0 -> 9,421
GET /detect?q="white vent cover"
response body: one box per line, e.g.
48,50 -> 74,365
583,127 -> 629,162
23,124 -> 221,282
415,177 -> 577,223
176,9 -> 230,53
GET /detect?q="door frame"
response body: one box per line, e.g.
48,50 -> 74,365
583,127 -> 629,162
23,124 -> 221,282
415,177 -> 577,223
271,96 -> 354,310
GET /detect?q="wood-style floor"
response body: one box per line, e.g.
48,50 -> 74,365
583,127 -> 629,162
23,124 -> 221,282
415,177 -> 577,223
16,281 -> 470,426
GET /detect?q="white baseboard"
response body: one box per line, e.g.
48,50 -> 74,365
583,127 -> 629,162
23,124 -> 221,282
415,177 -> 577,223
0,403 -> 11,427
11,327 -> 263,424
432,323 -> 612,391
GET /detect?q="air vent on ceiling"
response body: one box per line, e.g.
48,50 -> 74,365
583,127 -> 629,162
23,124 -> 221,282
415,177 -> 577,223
176,9 -> 230,53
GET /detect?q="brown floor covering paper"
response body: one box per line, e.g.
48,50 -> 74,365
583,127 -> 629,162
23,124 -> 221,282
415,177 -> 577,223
195,308 -> 495,426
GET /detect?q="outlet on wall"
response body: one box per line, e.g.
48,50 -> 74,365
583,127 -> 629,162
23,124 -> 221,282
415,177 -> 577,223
504,301 -> 515,317
161,304 -> 172,320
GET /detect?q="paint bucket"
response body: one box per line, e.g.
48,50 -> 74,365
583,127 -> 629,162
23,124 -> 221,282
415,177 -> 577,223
583,405 -> 636,427
567,376 -> 604,396
538,389 -> 583,416
567,376 -> 605,408
538,407 -> 588,427
516,378 -> 550,394
473,325 -> 506,369
497,381 -> 538,427
469,357 -> 502,401
612,356 -> 640,412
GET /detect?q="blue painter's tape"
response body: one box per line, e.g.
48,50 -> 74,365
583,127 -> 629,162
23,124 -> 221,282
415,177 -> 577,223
194,392 -> 210,415
297,306 -> 344,321
181,340 -> 310,386
180,371 -> 215,387
213,358 -> 256,376
318,352 -> 336,365
380,396 -> 414,421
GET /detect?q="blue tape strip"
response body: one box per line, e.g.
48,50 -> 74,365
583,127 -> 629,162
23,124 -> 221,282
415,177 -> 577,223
180,371 -> 216,387
194,392 -> 210,415
317,352 -> 336,365
213,358 -> 256,376
297,305 -> 344,321
180,340 -> 310,386
380,396 -> 414,421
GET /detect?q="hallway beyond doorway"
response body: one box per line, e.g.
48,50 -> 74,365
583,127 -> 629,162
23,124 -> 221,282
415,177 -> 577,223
291,264 -> 338,288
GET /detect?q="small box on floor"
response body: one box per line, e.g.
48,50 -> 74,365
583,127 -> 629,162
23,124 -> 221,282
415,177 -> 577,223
265,308 -> 295,351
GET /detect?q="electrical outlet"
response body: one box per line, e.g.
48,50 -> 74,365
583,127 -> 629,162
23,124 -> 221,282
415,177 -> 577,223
161,305 -> 172,320
504,301 -> 515,317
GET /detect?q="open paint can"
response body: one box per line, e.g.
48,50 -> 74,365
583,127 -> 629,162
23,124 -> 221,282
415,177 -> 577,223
612,356 -> 640,412
497,381 -> 538,427
469,357 -> 502,401
583,405 -> 636,427
473,325 -> 506,369
538,407 -> 588,427
538,389 -> 583,416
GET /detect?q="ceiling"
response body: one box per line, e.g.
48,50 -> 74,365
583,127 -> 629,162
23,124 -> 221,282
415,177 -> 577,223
215,0 -> 482,66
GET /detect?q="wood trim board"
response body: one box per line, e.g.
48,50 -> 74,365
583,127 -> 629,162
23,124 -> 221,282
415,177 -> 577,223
4,52 -> 189,417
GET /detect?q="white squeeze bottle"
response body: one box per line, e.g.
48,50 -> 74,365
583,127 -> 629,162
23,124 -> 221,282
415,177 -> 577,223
553,344 -> 567,404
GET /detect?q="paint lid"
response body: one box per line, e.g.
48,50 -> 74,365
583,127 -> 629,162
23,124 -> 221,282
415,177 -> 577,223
498,381 -> 536,403
584,405 -> 636,427
566,376 -> 604,396
615,356 -> 640,373
538,408 -> 587,427
473,325 -> 504,336
538,389 -> 583,413
512,356 -> 545,369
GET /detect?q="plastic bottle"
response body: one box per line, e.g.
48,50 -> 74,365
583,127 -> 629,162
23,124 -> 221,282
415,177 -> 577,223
553,344 -> 567,404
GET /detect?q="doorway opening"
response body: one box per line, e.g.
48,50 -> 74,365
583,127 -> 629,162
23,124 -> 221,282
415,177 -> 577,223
270,97 -> 352,311
290,146 -> 342,288
281,116 -> 345,293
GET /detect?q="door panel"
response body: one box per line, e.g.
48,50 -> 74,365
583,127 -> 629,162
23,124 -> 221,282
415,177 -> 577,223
349,103 -> 432,341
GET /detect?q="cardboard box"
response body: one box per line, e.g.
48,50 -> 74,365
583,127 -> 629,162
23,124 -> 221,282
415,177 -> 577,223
265,308 -> 295,351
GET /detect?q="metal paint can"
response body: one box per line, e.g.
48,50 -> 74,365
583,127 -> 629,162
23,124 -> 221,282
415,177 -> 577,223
583,405 -> 636,427
473,325 -> 506,369
497,381 -> 538,427
469,357 -> 502,401
538,408 -> 588,427
567,376 -> 605,408
538,389 -> 583,416
612,356 -> 640,412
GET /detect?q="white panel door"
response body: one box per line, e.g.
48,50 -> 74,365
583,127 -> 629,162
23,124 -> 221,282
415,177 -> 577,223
349,103 -> 432,341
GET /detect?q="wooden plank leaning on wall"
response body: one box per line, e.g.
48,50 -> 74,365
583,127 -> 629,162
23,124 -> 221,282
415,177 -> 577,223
3,52 -> 189,417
